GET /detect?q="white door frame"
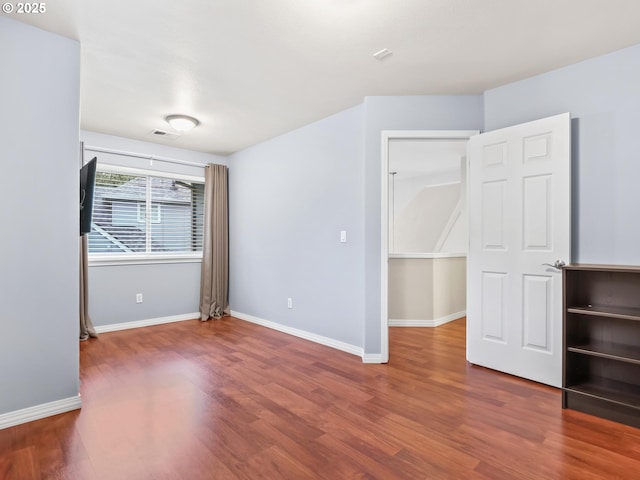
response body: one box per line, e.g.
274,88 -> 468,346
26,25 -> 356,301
380,130 -> 479,362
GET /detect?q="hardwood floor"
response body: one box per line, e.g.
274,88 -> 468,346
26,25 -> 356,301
1,317 -> 639,479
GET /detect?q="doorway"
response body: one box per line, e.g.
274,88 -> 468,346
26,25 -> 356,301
380,130 -> 478,362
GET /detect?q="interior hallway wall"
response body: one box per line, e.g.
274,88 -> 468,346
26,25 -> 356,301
363,96 -> 483,355
228,106 -> 365,349
0,17 -> 80,415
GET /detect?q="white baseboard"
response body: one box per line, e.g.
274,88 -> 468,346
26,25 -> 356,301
0,395 -> 82,430
231,310 -> 365,359
94,312 -> 200,333
362,354 -> 385,364
389,310 -> 466,327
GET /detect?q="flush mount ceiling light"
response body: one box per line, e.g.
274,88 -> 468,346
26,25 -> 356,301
165,114 -> 200,132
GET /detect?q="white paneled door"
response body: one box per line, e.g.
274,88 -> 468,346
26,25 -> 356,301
467,113 -> 571,387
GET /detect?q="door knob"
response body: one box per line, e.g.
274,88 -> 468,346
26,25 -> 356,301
542,260 -> 566,269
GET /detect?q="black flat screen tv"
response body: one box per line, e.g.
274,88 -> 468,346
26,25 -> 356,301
80,157 -> 97,236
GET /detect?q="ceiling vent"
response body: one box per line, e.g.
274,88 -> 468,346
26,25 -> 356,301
150,129 -> 180,140
373,48 -> 393,61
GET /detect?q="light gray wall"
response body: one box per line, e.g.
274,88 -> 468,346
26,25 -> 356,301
363,96 -> 483,353
0,17 -> 80,414
81,131 -> 226,327
89,263 -> 201,323
484,43 -> 640,265
228,97 -> 482,354
228,106 -> 365,348
82,130 -> 226,174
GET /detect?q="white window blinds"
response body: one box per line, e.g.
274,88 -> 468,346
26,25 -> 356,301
88,166 -> 205,256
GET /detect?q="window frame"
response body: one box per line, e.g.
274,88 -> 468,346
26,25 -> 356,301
137,202 -> 162,224
88,164 -> 205,266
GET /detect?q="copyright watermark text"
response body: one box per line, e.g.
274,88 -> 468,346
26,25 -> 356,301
2,3 -> 46,14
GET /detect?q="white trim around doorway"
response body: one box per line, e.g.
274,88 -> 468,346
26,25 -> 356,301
380,130 -> 479,363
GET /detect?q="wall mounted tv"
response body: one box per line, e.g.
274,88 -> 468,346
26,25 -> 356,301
80,157 -> 97,236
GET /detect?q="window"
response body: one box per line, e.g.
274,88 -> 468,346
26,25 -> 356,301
137,203 -> 161,224
88,165 -> 205,260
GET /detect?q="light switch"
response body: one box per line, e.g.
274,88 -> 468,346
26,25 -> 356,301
340,230 -> 347,243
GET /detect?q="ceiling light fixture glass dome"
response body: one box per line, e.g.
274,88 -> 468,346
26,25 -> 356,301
165,114 -> 200,132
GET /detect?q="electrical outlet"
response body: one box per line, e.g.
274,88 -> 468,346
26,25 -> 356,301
287,298 -> 293,309
136,293 -> 143,304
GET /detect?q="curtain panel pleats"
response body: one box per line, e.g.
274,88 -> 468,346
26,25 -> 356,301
80,235 -> 98,340
200,163 -> 229,320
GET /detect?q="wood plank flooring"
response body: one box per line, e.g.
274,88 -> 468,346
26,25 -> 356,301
1,317 -> 639,479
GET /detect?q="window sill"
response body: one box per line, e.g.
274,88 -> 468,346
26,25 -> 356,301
88,254 -> 203,267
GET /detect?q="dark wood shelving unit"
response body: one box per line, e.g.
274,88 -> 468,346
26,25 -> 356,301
567,343 -> 640,364
563,264 -> 640,428
567,305 -> 640,321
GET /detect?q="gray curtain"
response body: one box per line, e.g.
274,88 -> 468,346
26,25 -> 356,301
80,235 -> 97,340
200,163 -> 229,320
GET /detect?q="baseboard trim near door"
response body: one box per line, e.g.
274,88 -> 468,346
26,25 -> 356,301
362,353 -> 385,364
389,310 -> 466,327
230,310 -> 365,360
0,395 -> 82,430
94,312 -> 200,333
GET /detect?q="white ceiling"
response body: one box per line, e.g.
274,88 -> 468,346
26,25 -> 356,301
6,0 -> 640,155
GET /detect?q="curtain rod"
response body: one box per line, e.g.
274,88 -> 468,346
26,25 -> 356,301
84,145 -> 208,168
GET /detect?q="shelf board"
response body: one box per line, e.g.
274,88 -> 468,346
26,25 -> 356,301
565,378 -> 640,409
564,264 -> 640,273
567,305 -> 640,321
567,343 -> 640,365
